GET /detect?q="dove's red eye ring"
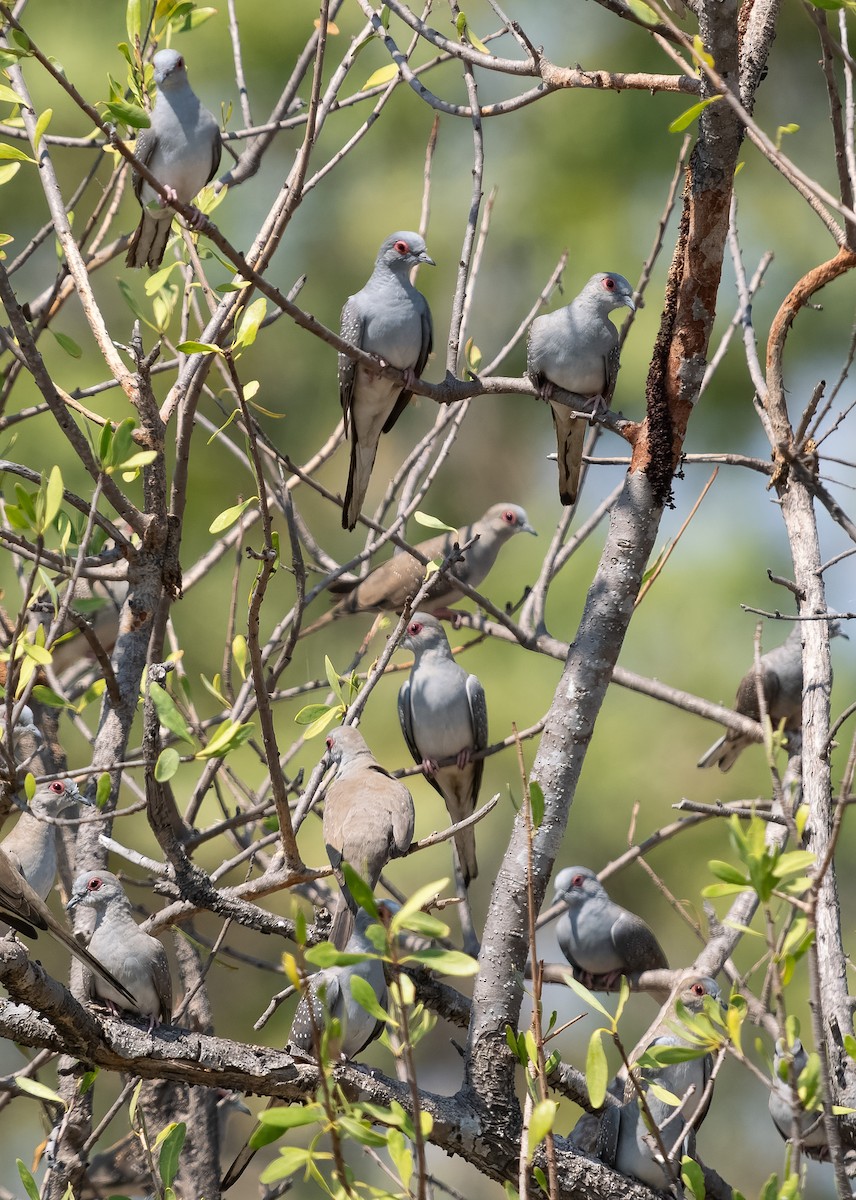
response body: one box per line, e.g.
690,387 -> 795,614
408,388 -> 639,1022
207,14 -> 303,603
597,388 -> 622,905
394,239 -> 410,255
87,877 -> 103,893
50,781 -> 65,795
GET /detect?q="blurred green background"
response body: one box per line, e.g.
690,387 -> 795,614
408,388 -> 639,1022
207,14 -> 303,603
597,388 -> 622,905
1,0 -> 855,1195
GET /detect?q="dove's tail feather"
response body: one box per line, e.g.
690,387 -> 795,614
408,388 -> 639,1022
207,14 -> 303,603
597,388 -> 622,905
697,733 -> 743,772
552,407 -> 587,506
342,435 -> 380,531
126,214 -> 172,270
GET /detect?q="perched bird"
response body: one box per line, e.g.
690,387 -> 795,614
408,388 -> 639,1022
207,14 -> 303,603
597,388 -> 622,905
2,779 -> 85,904
398,613 -> 487,890
322,726 -> 414,949
223,906 -> 393,1190
769,1038 -> 828,1158
290,905 -> 391,1059
553,866 -> 668,989
698,618 -> 847,771
300,502 -> 536,638
599,975 -> 723,1189
527,272 -> 635,505
67,870 -> 172,1027
0,783 -> 136,1005
125,49 -> 221,269
339,231 -> 434,530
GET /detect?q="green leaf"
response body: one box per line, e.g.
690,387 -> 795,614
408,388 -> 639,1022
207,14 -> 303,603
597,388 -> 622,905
95,772 -> 112,807
51,329 -> 82,359
233,296 -> 267,351
585,1030 -> 608,1107
105,98 -> 151,128
16,1161 -> 40,1200
195,718 -> 254,758
33,108 -> 52,152
126,0 -> 141,41
350,974 -> 389,1022
647,1080 -> 681,1106
528,779 -> 544,828
341,863 -> 379,919
0,83 -> 25,105
155,747 -> 180,781
0,143 -> 36,163
177,339 -> 224,356
701,881 -> 746,898
844,1034 -> 856,1061
668,95 -> 722,133
0,161 -> 21,186
257,1102 -> 324,1130
681,1156 -> 706,1200
43,465 -> 63,529
157,1122 -> 185,1187
209,497 -> 257,534
390,877 -> 449,932
363,62 -> 399,90
526,1099 -> 557,1160
625,0 -> 659,22
30,683 -> 73,710
387,1127 -> 413,1191
707,859 -> 747,885
402,948 -> 479,976
533,1166 -> 549,1195
16,1077 -> 66,1106
148,681 -> 194,744
294,703 -> 341,738
561,972 -> 614,1021
260,1145 -> 320,1183
413,510 -> 456,533
169,4 -> 218,31
806,0 -> 844,8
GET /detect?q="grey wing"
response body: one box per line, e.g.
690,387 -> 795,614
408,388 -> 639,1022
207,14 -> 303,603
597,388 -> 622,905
338,299 -> 365,436
381,295 -> 432,435
466,673 -> 488,803
610,910 -> 667,972
206,126 -> 222,185
153,947 -> 173,1021
603,342 -> 620,403
397,680 -> 421,767
130,125 -> 159,204
734,664 -> 772,721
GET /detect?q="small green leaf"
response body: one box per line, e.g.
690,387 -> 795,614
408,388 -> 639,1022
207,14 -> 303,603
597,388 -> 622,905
232,634 -> 248,680
294,704 -> 340,738
16,1161 -> 40,1200
155,747 -> 180,781
157,1122 -> 186,1187
257,1103 -> 324,1131
50,329 -> 82,358
413,510 -> 456,533
176,339 -> 224,356
668,95 -> 722,133
0,143 -> 36,163
341,863 -> 379,919
561,972 -> 614,1021
529,779 -> 544,828
387,1127 -> 413,1191
681,1156 -> 706,1200
148,680 -> 194,744
402,948 -> 479,976
16,1077 -> 66,1106
0,83 -> 25,105
363,62 -> 399,90
586,1030 -> 608,1107
208,496 -> 258,534
195,718 -> 254,758
625,0 -> 659,22
30,684 -> 73,710
33,107 -> 52,151
43,465 -> 63,530
350,973 -> 389,1022
105,98 -> 151,128
707,859 -> 747,885
126,0 -> 141,42
527,1098 -> 557,1160
233,296 -> 266,351
533,1166 -> 549,1195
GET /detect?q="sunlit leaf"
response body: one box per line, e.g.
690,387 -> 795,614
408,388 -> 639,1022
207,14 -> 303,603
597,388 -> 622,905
586,1030 -> 608,1107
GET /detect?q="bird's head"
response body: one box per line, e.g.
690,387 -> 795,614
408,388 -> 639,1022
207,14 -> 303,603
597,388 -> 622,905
67,870 -> 125,912
553,866 -> 602,908
378,232 -> 435,272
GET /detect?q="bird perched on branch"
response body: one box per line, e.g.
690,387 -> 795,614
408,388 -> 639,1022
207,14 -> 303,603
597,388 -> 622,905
398,613 -> 486,954
300,502 -> 536,638
0,781 -> 136,1005
338,231 -> 434,530
599,975 -> 724,1189
67,870 -> 172,1027
528,272 -> 635,506
698,617 -> 847,771
553,866 -> 667,989
322,726 -> 414,949
768,1037 -> 829,1158
125,49 -> 221,269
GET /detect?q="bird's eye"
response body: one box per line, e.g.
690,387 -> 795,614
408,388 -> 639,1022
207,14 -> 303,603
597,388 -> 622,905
503,510 -> 515,525
408,621 -> 422,635
394,240 -> 409,255
177,56 -> 185,68
326,736 -> 334,750
87,877 -> 102,892
692,983 -> 705,996
603,276 -> 616,291
50,781 -> 65,794
572,874 -> 585,888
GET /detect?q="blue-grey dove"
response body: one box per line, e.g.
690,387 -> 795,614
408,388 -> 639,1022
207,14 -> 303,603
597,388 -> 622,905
698,618 -> 847,771
5,704 -> 40,743
290,905 -> 390,1059
599,975 -> 723,1189
300,502 -> 536,638
553,866 -> 667,989
222,906 -> 394,1190
398,613 -> 487,889
125,49 -> 221,269
0,781 -> 136,1004
67,870 -> 172,1027
527,272 -> 635,505
769,1037 -> 828,1158
322,726 -> 414,950
339,231 -> 434,530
